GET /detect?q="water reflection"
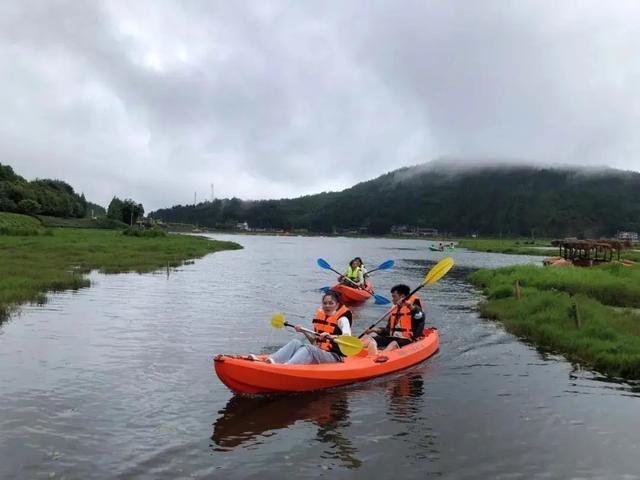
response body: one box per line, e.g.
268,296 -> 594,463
211,371 -> 436,470
211,388 -> 361,467
388,373 -> 424,421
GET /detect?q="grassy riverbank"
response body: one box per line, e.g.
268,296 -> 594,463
0,227 -> 241,321
458,238 -> 556,256
470,263 -> 640,379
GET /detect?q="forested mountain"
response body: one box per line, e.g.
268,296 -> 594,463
150,161 -> 640,237
0,163 -> 92,218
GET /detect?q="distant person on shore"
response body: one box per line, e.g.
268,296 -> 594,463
338,257 -> 367,288
361,284 -> 425,357
250,291 -> 353,364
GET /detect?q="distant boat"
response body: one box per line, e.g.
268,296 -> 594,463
429,244 -> 455,252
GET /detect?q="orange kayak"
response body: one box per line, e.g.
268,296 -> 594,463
330,279 -> 374,303
213,328 -> 439,394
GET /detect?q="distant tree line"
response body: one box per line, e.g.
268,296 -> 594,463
0,163 -> 88,218
150,165 -> 640,238
0,163 -> 146,224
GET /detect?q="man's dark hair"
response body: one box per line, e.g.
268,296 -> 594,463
390,284 -> 411,296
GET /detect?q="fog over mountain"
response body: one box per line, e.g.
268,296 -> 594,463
2,1 -> 640,210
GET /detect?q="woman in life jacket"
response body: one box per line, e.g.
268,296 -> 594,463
338,257 -> 367,288
360,284 -> 425,357
256,291 -> 353,364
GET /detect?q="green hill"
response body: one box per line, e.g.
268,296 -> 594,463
0,163 -> 91,218
150,161 -> 640,237
0,212 -> 44,235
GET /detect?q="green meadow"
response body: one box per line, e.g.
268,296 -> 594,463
470,263 -> 640,379
0,213 -> 241,320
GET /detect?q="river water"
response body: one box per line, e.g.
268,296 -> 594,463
1,234 -> 639,479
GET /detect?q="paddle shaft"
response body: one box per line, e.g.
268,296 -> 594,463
327,266 -> 363,289
283,321 -> 349,346
362,260 -> 393,276
357,282 -> 428,339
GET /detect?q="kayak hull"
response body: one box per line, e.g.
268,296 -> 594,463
330,279 -> 374,303
213,328 -> 439,394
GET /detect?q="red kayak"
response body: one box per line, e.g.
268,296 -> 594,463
330,279 -> 374,304
213,328 -> 439,394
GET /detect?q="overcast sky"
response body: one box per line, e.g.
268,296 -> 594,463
2,1 -> 639,210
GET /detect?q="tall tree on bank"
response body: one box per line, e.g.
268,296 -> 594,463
122,199 -> 144,225
107,197 -> 124,222
108,197 -> 144,225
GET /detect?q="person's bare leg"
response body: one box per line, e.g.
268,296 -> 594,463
383,340 -> 400,352
361,335 -> 379,356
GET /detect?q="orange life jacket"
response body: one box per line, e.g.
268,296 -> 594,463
312,305 -> 353,352
388,296 -> 422,340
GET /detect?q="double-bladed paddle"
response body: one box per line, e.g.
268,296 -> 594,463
357,256 -> 455,338
271,313 -> 363,356
365,259 -> 395,275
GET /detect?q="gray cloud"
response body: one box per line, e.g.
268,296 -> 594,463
1,0 -> 639,210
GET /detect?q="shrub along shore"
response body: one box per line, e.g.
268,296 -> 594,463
0,218 -> 241,321
469,263 -> 640,379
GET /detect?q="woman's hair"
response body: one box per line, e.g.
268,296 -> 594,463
322,290 -> 341,304
350,257 -> 364,267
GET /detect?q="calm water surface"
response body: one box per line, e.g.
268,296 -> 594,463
1,235 -> 639,479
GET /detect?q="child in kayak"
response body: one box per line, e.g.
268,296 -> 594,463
252,291 -> 353,364
338,257 -> 367,288
361,284 -> 425,356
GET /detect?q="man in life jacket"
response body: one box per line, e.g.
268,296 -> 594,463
257,291 -> 353,364
361,284 -> 425,357
338,257 -> 367,288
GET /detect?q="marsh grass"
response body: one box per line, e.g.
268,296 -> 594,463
458,238 -> 556,256
471,263 -> 640,307
470,263 -> 640,378
0,212 -> 46,236
0,228 -> 241,320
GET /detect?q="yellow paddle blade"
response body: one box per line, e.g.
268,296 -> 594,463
334,335 -> 364,356
271,313 -> 286,329
423,256 -> 454,286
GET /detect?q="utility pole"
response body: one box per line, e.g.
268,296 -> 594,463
211,183 -> 214,202
194,192 -> 197,205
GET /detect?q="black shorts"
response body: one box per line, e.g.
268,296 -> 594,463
374,336 -> 412,349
